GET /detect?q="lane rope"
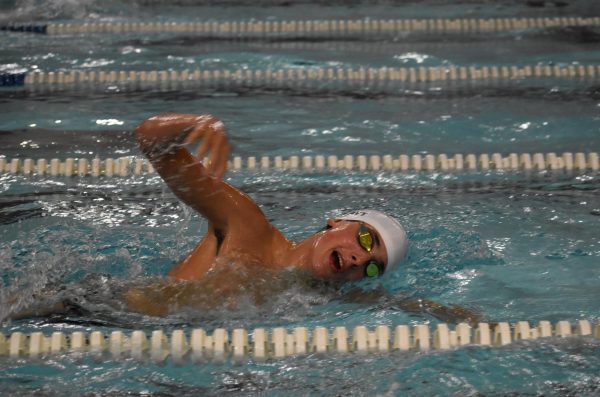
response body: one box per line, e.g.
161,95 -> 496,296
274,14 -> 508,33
3,14 -> 599,369
1,63 -> 598,88
2,320 -> 598,363
2,16 -> 599,36
0,152 -> 597,177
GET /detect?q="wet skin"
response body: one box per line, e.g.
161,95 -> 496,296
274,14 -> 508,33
135,113 -> 388,283
123,113 -> 391,314
5,113 -> 482,324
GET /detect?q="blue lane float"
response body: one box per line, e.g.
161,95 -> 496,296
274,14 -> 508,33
0,24 -> 47,34
0,72 -> 26,87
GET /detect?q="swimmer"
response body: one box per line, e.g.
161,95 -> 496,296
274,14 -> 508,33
123,113 -> 409,315
133,113 -> 408,281
7,113 -> 480,324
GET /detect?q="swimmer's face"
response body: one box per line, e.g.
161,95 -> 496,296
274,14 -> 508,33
310,219 -> 388,281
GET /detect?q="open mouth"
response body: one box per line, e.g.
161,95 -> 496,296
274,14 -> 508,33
329,250 -> 343,272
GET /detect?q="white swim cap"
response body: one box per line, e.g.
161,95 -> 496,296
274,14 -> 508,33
337,209 -> 408,273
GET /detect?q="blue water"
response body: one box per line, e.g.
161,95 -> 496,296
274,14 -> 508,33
1,0 -> 600,395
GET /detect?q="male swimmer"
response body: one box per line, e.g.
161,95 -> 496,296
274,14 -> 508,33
8,113 -> 479,323
122,113 -> 409,315
134,113 -> 408,282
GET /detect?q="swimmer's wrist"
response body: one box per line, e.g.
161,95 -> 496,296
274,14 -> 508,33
192,115 -> 225,134
142,117 -> 210,156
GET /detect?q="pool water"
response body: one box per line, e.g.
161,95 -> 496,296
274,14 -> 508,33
1,0 -> 600,395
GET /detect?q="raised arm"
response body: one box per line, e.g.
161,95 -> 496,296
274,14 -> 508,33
135,113 -> 266,232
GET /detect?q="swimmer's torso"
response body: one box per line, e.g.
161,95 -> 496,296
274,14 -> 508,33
168,220 -> 290,280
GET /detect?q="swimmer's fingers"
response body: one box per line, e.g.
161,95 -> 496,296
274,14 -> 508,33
425,303 -> 482,325
195,132 -> 212,161
194,123 -> 230,178
183,122 -> 207,146
448,304 -> 483,325
394,298 -> 483,326
209,132 -> 230,179
183,115 -> 219,146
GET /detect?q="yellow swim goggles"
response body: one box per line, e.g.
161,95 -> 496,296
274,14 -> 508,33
358,224 -> 385,277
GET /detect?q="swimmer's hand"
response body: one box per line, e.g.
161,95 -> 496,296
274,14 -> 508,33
183,116 -> 230,179
338,288 -> 483,325
136,113 -> 231,179
392,298 -> 482,326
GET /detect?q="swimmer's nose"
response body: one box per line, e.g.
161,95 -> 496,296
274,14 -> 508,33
350,247 -> 371,267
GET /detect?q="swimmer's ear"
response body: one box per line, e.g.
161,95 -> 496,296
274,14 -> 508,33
317,219 -> 337,233
326,218 -> 341,228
